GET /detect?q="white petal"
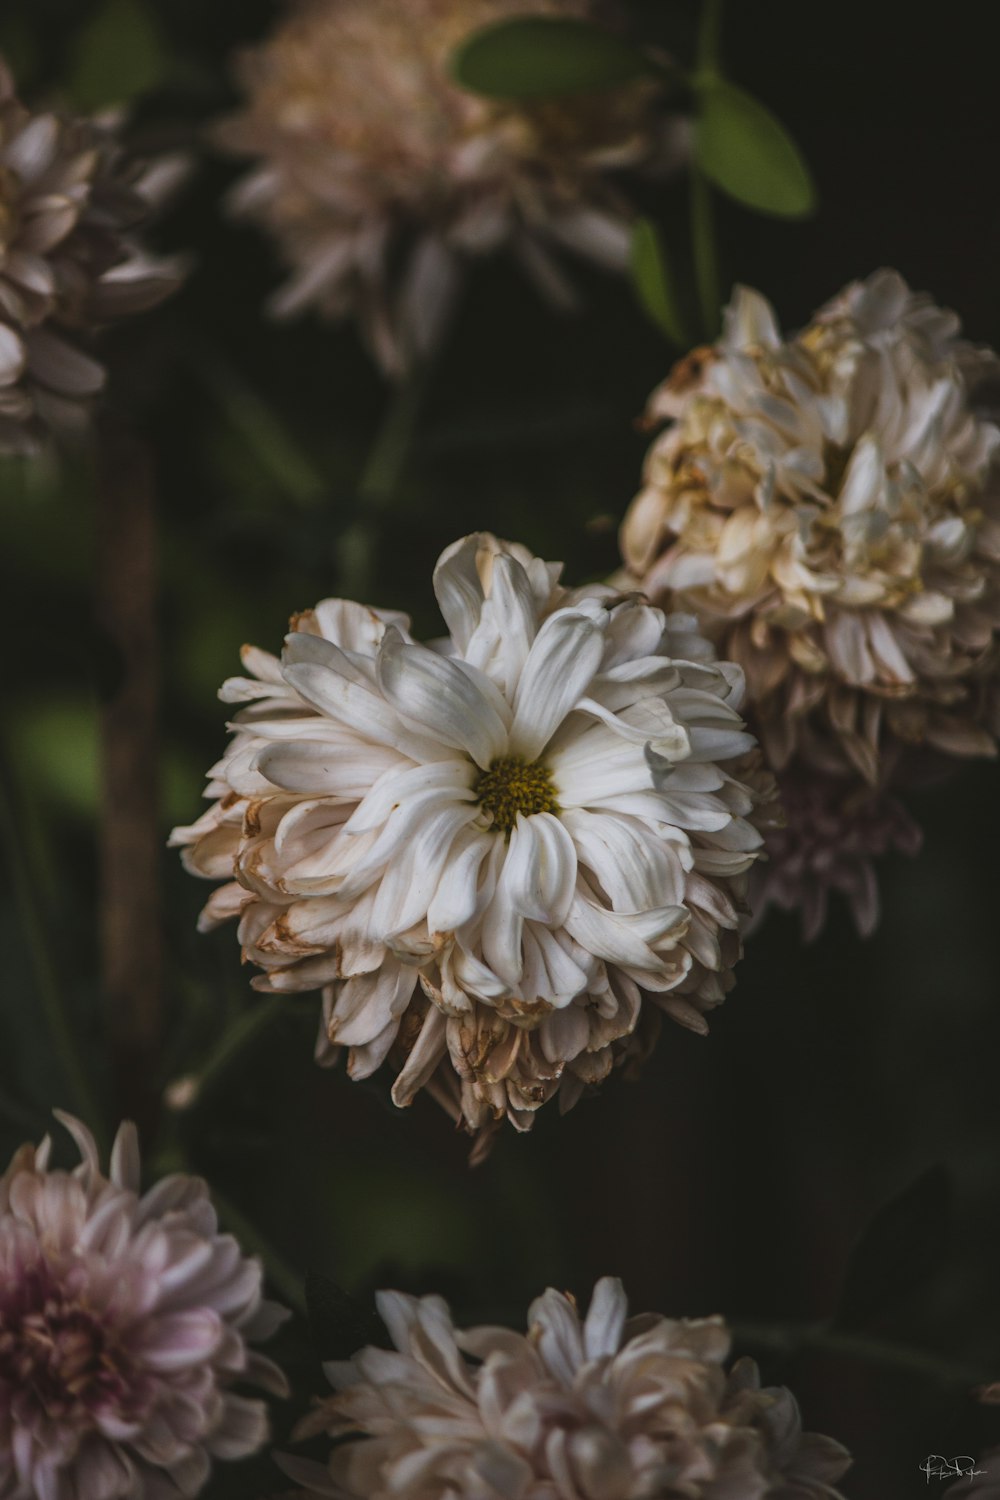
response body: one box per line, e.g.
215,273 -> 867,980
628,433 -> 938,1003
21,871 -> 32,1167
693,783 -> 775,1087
376,628 -> 508,769
508,610 -> 606,760
501,813 -> 577,926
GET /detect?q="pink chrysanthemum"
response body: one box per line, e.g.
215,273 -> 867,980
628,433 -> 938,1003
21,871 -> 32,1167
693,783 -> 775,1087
0,1113 -> 288,1499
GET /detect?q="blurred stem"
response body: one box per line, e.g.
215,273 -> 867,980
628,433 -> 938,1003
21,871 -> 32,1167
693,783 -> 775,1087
691,0 -> 724,339
697,0 -> 724,77
0,738 -> 106,1143
97,424 -> 163,1140
210,1184 -> 306,1316
690,171 -> 721,340
171,995 -> 288,1114
339,357 -> 436,601
734,1319 -> 991,1391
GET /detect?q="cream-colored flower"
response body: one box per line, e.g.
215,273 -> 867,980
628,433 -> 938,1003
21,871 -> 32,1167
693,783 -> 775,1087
281,1276 -> 852,1498
0,54 -> 180,453
621,270 -> 1000,784
216,0 -> 684,376
0,1113 -> 288,1499
171,534 -> 767,1148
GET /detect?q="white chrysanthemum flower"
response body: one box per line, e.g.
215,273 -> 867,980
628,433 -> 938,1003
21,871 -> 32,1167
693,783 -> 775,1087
215,0 -> 685,376
621,270 -> 1000,785
281,1276 -> 852,1498
171,534 -> 767,1147
0,54 -> 181,453
0,1113 -> 288,1499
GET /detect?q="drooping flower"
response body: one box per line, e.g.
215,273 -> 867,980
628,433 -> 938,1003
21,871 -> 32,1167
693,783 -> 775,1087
171,534 -> 768,1148
620,270 -> 1000,786
215,0 -> 685,376
280,1276 -> 852,1498
0,53 -> 180,454
749,770 -> 922,941
0,1112 -> 288,1499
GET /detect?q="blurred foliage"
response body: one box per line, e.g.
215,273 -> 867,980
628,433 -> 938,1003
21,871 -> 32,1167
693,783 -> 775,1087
2,1 -> 1000,1497
694,76 -> 816,218
450,15 -> 655,98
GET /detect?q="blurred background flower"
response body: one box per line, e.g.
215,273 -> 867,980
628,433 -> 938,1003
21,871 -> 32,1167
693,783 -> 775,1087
215,0 -> 686,377
0,55 -> 180,453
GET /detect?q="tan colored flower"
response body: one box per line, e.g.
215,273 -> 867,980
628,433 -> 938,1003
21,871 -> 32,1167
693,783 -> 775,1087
216,0 -> 684,375
621,271 -> 1000,785
0,54 -> 180,453
0,1113 -> 288,1499
171,535 -> 769,1149
281,1276 -> 852,1498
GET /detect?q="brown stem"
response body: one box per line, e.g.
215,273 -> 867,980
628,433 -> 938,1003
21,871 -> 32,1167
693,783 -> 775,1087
96,422 -> 162,1137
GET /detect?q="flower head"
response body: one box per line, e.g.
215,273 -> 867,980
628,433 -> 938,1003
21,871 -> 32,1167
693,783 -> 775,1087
621,270 -> 1000,785
0,1113 -> 288,1499
0,54 -> 180,453
282,1276 -> 852,1498
216,0 -> 684,375
171,534 -> 768,1147
749,770 -> 922,941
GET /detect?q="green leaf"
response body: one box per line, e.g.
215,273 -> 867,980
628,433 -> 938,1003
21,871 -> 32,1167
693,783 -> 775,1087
70,0 -> 165,111
451,17 -> 652,100
694,77 -> 816,218
630,218 -> 689,346
834,1165 -> 953,1331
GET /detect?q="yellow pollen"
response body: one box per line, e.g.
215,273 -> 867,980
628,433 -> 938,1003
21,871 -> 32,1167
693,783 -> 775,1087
474,756 -> 558,836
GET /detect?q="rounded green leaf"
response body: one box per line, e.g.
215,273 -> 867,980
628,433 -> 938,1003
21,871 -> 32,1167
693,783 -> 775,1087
629,218 -> 689,346
450,17 -> 652,99
71,0 -> 164,110
695,77 -> 816,218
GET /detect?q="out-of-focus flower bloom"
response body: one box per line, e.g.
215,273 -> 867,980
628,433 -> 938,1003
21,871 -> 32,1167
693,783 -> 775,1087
216,0 -> 685,376
621,271 -> 1000,787
172,534 -> 768,1148
0,54 -> 180,454
0,1112 -> 288,1499
281,1276 -> 852,1498
749,771 -> 922,941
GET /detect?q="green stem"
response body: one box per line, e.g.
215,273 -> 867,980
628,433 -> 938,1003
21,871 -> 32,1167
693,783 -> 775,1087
168,995 -> 289,1114
339,357 -> 436,601
690,169 -> 721,340
210,1185 -> 306,1317
0,739 -> 107,1145
734,1319 -> 992,1391
697,0 -> 724,75
691,0 -> 724,339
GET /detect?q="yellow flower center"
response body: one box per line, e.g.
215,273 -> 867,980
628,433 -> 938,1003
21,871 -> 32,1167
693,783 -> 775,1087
474,756 -> 558,836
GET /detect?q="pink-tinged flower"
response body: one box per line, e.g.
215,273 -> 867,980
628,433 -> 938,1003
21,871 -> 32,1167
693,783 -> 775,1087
171,534 -> 770,1151
749,771 -> 923,941
620,271 -> 1000,786
281,1276 -> 852,1498
0,53 -> 181,454
0,1113 -> 288,1499
215,0 -> 686,376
